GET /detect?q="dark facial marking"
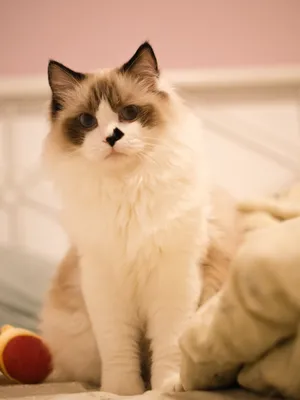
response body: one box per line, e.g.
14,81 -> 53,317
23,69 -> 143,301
63,114 -> 98,146
87,78 -> 163,129
58,79 -> 121,147
88,79 -> 122,113
50,43 -> 167,147
138,104 -> 161,128
63,117 -> 86,146
58,72 -> 165,147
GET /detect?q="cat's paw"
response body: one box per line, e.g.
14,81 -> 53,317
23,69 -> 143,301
160,373 -> 184,392
101,372 -> 145,395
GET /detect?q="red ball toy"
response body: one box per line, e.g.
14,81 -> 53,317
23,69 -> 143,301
0,325 -> 52,384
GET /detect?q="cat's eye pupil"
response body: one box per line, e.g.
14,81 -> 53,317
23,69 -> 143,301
79,113 -> 97,128
120,105 -> 139,121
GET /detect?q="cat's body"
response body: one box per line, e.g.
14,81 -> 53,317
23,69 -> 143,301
41,187 -> 240,390
41,43 -> 212,394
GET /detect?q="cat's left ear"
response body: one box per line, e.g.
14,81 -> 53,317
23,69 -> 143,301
120,42 -> 159,80
48,60 -> 87,118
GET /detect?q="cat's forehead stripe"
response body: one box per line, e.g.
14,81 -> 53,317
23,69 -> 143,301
87,76 -> 123,114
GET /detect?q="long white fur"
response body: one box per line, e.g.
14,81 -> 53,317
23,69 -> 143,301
42,74 -> 210,394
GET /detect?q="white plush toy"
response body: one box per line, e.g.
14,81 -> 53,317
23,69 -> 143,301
179,184 -> 300,399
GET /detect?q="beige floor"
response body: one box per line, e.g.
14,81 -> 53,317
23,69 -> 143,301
0,376 -> 278,400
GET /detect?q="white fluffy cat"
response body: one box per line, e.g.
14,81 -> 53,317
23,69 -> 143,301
41,42 -> 210,395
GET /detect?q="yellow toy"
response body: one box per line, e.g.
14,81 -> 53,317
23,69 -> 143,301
0,325 -> 52,384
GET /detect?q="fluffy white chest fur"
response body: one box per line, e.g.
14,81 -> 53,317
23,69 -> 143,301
57,120 -> 209,394
65,144 -> 208,299
41,42 -> 210,395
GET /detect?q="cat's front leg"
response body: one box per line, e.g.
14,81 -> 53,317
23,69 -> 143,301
80,256 -> 145,395
147,255 -> 200,392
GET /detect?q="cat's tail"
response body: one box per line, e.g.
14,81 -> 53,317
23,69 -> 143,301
238,198 -> 300,221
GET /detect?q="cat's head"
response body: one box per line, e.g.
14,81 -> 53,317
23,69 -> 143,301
46,42 -> 179,175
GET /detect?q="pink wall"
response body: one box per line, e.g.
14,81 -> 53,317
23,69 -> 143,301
1,0 -> 300,76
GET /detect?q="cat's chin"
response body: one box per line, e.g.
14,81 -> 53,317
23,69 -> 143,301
99,150 -> 140,173
104,150 -> 128,160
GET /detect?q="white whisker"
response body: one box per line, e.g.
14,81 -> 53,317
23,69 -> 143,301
142,137 -> 194,153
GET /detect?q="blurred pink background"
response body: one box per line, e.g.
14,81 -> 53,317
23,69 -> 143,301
1,0 -> 300,76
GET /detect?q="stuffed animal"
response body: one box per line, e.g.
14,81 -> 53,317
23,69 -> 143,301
0,325 -> 52,384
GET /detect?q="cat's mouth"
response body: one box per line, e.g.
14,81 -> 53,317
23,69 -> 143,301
105,149 -> 127,159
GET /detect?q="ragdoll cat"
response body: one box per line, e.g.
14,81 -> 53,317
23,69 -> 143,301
41,42 -> 211,395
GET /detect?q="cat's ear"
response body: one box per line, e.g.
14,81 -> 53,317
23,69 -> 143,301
48,60 -> 86,95
120,42 -> 159,80
48,61 -> 86,119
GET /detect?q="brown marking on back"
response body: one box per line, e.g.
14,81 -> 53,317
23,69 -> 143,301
44,247 -> 86,312
200,187 -> 243,305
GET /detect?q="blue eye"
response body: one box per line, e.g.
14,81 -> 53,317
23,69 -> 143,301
79,113 -> 97,128
119,105 -> 140,121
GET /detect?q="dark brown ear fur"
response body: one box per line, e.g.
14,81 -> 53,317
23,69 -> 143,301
120,42 -> 159,84
48,60 -> 86,119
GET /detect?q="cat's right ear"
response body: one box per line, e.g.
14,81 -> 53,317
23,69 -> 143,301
48,60 -> 86,95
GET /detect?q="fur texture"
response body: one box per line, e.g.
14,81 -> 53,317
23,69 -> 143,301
40,186 -> 241,391
200,187 -> 242,304
41,42 -> 213,395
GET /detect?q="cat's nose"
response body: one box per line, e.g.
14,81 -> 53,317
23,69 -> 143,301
106,128 -> 124,147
